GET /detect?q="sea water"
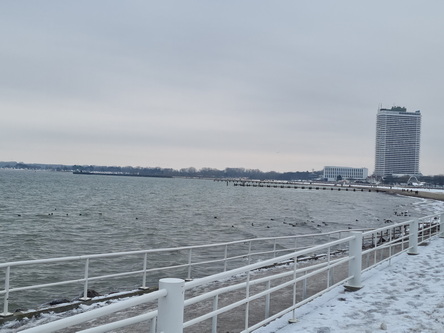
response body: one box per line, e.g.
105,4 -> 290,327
1,169 -> 443,311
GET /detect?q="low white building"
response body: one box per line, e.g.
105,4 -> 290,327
323,166 -> 368,181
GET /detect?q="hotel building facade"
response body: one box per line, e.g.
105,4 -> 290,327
374,106 -> 421,177
323,166 -> 369,181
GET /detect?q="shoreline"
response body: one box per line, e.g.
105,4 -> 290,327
382,188 -> 444,202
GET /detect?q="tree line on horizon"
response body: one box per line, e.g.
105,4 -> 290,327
2,161 -> 444,185
0,161 -> 322,181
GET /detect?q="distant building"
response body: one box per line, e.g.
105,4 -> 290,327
323,166 -> 368,181
374,106 -> 421,177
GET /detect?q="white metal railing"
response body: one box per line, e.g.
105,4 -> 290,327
0,229 -> 359,317
12,213 -> 443,332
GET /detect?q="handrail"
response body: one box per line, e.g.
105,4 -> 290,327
0,229 -> 362,269
3,213 -> 443,333
0,229 -> 362,315
20,290 -> 166,333
184,235 -> 354,289
19,235 -> 357,333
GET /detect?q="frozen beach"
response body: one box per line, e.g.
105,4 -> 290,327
255,236 -> 444,333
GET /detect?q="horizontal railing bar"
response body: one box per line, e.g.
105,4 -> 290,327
185,237 -> 354,289
185,255 -> 350,308
185,258 -> 353,329
86,269 -> 145,281
3,213 -> 441,333
3,278 -> 86,294
184,290 -> 252,328
76,311 -> 157,333
362,250 -> 407,273
361,227 -> 437,258
0,247 -> 341,296
185,269 -> 294,307
184,244 -> 316,267
0,229 -> 366,269
3,269 -> 149,295
20,290 -> 167,333
25,246 -> 363,297
242,275 -> 351,333
362,223 -> 410,237
144,262 -> 192,273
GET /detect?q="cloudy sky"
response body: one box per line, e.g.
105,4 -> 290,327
1,1 -> 443,174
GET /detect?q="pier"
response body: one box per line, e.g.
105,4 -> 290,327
213,179 -> 444,202
214,179 -> 387,193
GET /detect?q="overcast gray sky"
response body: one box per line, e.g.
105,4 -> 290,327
1,1 -> 443,174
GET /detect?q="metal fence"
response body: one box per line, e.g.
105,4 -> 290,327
4,213 -> 444,332
0,229 -> 362,317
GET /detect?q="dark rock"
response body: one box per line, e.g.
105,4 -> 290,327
86,289 -> 101,298
48,298 -> 71,306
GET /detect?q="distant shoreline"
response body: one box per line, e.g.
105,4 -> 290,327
72,171 -> 173,178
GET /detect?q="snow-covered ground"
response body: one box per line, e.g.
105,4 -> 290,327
254,236 -> 444,333
388,186 -> 444,194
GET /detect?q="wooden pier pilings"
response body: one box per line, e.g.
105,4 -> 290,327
214,178 -> 444,202
214,179 -> 385,193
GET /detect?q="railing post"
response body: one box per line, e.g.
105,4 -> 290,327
288,255 -> 298,323
327,246 -> 332,288
345,231 -> 363,291
265,280 -> 271,319
151,317 -> 157,333
140,253 -> 149,290
80,258 -> 91,301
157,278 -> 185,333
187,249 -> 192,281
439,214 -> 444,238
408,219 -> 419,255
244,272 -> 251,331
1,266 -> 12,317
212,295 -> 218,333
224,245 -> 228,272
302,271 -> 307,299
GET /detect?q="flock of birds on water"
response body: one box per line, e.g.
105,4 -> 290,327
14,206 -> 415,234
16,209 -> 104,217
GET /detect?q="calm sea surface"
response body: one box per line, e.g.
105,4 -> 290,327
1,169 -> 443,311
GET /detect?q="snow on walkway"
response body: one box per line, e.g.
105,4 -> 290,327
255,236 -> 444,333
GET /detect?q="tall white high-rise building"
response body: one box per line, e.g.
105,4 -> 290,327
374,106 -> 421,177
